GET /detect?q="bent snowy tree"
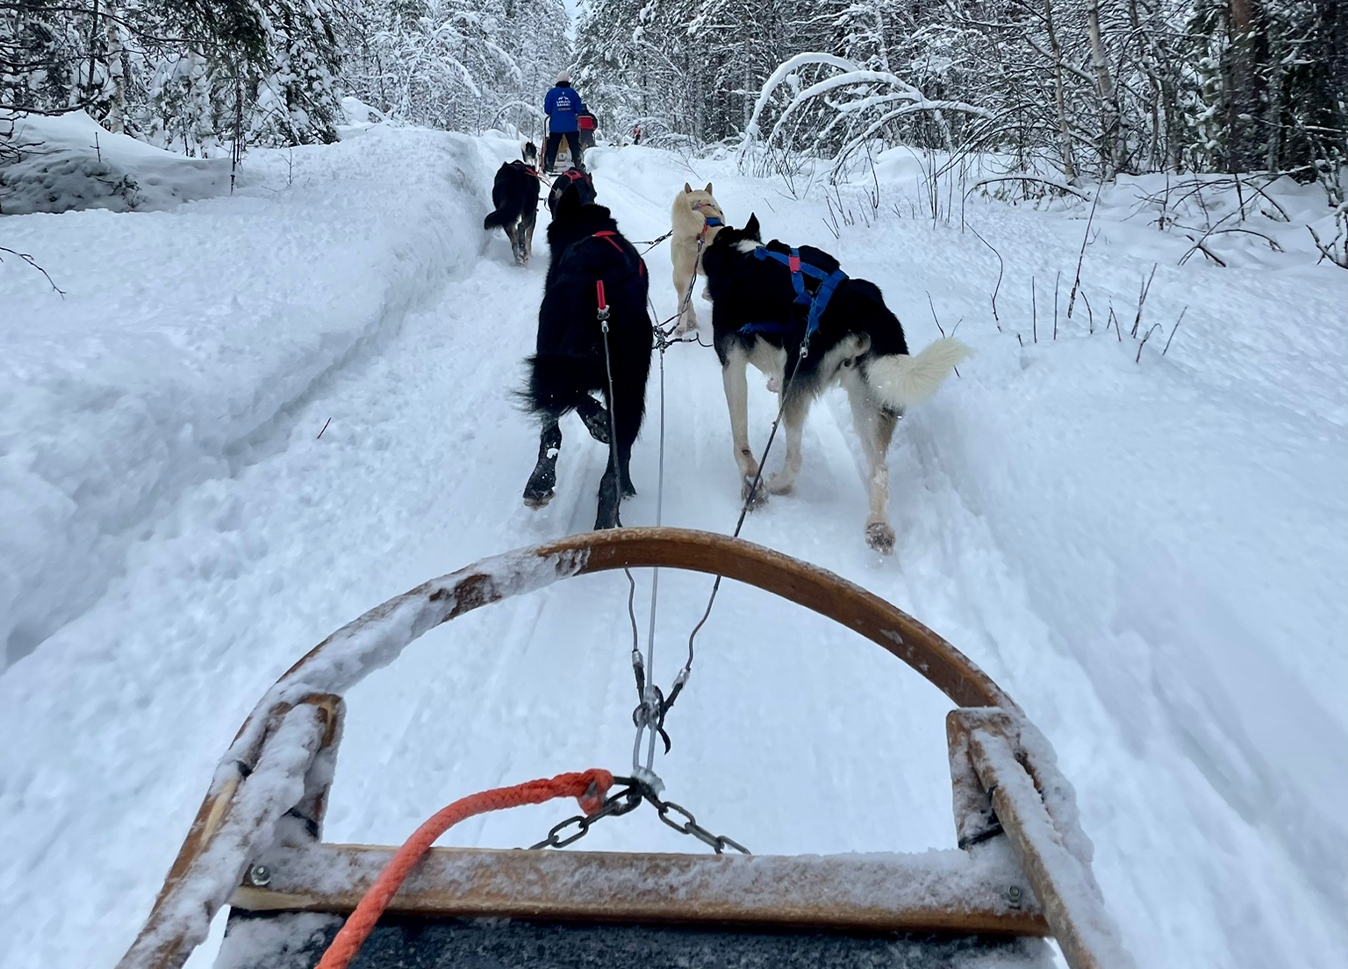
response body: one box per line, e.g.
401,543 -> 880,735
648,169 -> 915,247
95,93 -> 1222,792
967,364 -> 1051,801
115,528 -> 1133,969
739,52 -> 991,176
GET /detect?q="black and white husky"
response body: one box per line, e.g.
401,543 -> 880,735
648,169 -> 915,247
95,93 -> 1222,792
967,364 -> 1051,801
520,188 -> 653,529
701,214 -> 971,553
483,142 -> 541,266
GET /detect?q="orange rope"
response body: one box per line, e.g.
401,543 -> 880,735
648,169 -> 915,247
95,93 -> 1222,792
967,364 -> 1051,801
315,768 -> 614,969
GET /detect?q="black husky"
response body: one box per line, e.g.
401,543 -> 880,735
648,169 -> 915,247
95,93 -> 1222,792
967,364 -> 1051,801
520,189 -> 653,529
701,214 -> 971,553
484,143 -> 541,265
547,167 -> 597,217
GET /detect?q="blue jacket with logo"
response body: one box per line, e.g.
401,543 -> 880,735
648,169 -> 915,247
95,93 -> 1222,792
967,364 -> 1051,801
544,84 -> 585,133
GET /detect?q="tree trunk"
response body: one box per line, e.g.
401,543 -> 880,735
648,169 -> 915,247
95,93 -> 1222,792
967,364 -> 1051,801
1320,0 -> 1347,164
1225,0 -> 1269,172
104,13 -> 124,133
1044,0 -> 1077,181
1086,0 -> 1124,176
87,0 -> 100,100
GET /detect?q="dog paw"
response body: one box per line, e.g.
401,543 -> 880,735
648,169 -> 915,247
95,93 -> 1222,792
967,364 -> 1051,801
766,376 -> 781,393
524,464 -> 557,508
766,473 -> 794,496
865,521 -> 896,554
673,318 -> 698,337
523,488 -> 554,510
700,288 -> 712,302
742,475 -> 768,508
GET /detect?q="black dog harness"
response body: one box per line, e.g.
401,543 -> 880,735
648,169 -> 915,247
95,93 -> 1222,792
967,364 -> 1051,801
738,247 -> 848,341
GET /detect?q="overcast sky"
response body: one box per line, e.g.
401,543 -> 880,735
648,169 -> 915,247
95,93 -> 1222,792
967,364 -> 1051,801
563,0 -> 581,43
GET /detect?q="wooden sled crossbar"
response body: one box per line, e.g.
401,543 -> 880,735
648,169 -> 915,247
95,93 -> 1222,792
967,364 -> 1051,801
230,842 -> 1050,935
115,527 -> 1133,969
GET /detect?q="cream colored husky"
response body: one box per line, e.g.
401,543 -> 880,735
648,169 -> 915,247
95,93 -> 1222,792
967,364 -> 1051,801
670,182 -> 724,335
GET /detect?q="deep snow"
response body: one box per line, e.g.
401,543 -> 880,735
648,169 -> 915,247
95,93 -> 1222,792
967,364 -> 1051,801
0,121 -> 490,667
0,111 -> 233,215
1,121 -> 1345,969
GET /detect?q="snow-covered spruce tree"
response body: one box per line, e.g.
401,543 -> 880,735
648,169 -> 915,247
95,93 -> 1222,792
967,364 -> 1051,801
575,0 -> 809,147
248,0 -> 342,145
334,0 -> 569,137
1,1 -> 342,151
1,2 -> 83,114
573,0 -> 656,141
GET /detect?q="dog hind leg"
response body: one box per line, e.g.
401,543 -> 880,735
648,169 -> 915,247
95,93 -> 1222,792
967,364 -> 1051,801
672,250 -> 698,335
594,433 -> 632,528
523,420 -> 563,508
574,395 -> 611,444
767,393 -> 808,495
722,347 -> 765,506
848,381 -> 898,553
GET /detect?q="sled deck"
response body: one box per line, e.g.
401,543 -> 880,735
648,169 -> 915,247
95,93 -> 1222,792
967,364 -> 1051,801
116,528 -> 1133,969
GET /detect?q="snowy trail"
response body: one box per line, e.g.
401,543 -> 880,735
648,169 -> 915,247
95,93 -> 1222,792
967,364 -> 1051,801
2,134 -> 1345,969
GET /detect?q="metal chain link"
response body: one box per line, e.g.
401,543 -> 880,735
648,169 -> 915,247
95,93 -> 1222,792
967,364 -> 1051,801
525,777 -> 748,855
527,782 -> 643,850
646,788 -> 750,855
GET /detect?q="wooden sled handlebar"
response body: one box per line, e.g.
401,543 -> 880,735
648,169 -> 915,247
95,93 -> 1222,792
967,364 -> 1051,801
268,526 -> 1013,712
117,527 -> 1129,969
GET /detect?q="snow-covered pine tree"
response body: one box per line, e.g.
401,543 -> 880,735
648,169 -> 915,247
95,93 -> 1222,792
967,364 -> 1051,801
334,0 -> 569,136
1,1 -> 342,149
248,0 -> 342,145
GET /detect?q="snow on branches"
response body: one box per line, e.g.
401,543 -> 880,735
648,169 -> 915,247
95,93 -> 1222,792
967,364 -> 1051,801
741,51 -> 989,174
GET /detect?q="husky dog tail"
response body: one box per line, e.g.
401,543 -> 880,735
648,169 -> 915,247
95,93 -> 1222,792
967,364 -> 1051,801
866,338 -> 973,412
484,208 -> 512,230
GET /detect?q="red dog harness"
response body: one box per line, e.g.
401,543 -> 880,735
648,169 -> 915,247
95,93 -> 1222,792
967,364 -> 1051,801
588,231 -> 646,320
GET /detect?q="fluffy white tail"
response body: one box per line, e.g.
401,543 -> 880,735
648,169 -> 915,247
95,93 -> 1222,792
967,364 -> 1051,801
866,337 -> 973,411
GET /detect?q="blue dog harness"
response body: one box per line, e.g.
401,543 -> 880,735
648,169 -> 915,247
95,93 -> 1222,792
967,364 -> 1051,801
691,201 -> 724,233
739,247 -> 847,342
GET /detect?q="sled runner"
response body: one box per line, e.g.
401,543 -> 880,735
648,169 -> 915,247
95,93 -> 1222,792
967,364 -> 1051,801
115,527 -> 1132,969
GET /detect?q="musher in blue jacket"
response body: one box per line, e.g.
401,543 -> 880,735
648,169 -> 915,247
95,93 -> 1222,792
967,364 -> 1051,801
543,71 -> 586,173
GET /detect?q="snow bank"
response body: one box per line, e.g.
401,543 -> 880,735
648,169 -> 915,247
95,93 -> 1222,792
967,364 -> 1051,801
917,330 -> 1348,938
0,125 -> 491,668
0,111 -> 233,215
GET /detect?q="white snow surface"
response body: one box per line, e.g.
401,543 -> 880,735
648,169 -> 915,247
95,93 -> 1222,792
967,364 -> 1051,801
0,111 -> 234,215
1,122 -> 489,666
1,128 -> 1346,969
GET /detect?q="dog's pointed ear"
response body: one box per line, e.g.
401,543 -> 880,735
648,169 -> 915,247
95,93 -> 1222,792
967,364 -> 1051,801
745,213 -> 761,239
684,182 -> 693,194
704,182 -> 713,194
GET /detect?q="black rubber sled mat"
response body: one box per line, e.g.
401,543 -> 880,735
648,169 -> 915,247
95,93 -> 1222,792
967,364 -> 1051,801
215,909 -> 1053,969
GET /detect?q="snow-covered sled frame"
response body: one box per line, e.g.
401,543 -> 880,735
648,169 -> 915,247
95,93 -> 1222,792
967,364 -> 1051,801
116,527 -> 1133,969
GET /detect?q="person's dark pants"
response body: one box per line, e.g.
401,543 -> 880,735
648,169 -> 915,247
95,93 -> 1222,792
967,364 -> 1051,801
544,131 -> 582,172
